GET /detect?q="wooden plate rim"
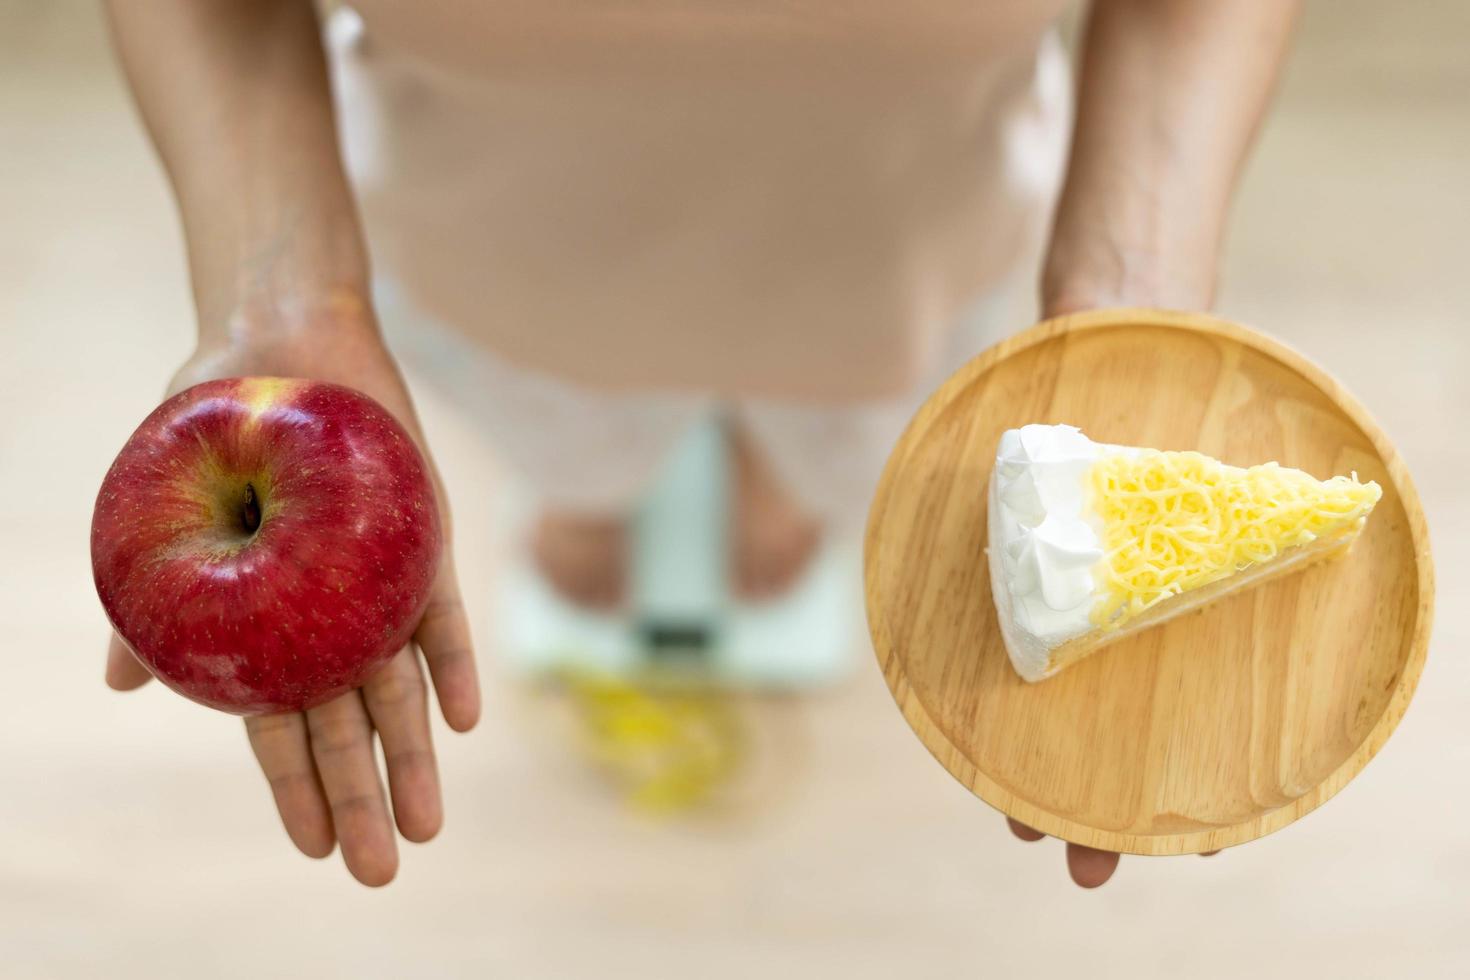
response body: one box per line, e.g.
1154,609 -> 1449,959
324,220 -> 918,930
863,307 -> 1435,855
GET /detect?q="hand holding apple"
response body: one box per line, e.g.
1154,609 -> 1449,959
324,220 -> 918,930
102,297 -> 480,886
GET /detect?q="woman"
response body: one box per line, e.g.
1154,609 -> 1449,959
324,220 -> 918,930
103,0 -> 1299,888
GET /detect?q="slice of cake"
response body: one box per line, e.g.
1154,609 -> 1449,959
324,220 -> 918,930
987,424 -> 1381,682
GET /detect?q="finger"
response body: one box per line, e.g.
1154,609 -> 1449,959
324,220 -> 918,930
245,712 -> 335,859
413,555 -> 481,732
105,632 -> 153,690
1065,843 -> 1121,889
362,649 -> 442,843
1006,818 -> 1046,842
306,692 -> 399,887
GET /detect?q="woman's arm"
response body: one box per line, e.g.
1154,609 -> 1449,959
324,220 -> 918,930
104,0 -> 479,888
1042,0 -> 1302,317
105,0 -> 366,331
1027,0 -> 1301,888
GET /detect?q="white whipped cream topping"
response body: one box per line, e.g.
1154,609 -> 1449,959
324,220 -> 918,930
1005,515 -> 1102,610
987,424 -> 1123,680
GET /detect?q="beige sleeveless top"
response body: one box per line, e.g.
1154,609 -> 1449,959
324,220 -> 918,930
331,1 -> 1071,399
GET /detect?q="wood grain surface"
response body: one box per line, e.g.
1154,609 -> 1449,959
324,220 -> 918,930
864,309 -> 1434,855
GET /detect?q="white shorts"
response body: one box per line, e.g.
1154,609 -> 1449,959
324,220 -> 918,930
379,280 -> 1031,529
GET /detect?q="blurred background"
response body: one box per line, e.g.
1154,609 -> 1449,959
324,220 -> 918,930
2,1 -> 1467,977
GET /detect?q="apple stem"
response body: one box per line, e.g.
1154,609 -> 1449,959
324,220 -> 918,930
241,484 -> 262,534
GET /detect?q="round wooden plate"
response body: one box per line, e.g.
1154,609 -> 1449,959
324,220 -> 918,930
864,309 -> 1433,855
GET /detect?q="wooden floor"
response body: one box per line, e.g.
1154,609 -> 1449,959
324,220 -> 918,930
1,3 -> 1466,977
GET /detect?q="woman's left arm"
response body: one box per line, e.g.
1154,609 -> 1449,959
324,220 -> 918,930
1042,0 -> 1302,319
1024,0 -> 1302,889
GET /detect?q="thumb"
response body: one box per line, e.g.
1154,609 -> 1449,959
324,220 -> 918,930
105,632 -> 153,690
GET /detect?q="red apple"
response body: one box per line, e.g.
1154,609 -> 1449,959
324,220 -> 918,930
91,377 -> 442,714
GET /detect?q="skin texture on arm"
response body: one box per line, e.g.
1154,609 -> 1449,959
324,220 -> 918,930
104,0 -> 480,887
1043,0 -> 1302,318
105,0 -> 367,332
1033,0 -> 1302,887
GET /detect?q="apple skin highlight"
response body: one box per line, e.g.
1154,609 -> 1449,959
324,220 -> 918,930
91,378 -> 441,714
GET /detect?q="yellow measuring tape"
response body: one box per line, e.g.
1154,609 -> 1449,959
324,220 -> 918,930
554,667 -> 745,813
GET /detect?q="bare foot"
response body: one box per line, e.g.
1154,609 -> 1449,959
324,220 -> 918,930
531,510 -> 629,609
731,426 -> 823,601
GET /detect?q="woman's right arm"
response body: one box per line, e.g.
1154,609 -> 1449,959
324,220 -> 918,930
105,0 -> 367,332
104,0 -> 480,888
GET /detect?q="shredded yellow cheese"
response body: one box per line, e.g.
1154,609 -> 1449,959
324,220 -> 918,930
1088,451 -> 1381,629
